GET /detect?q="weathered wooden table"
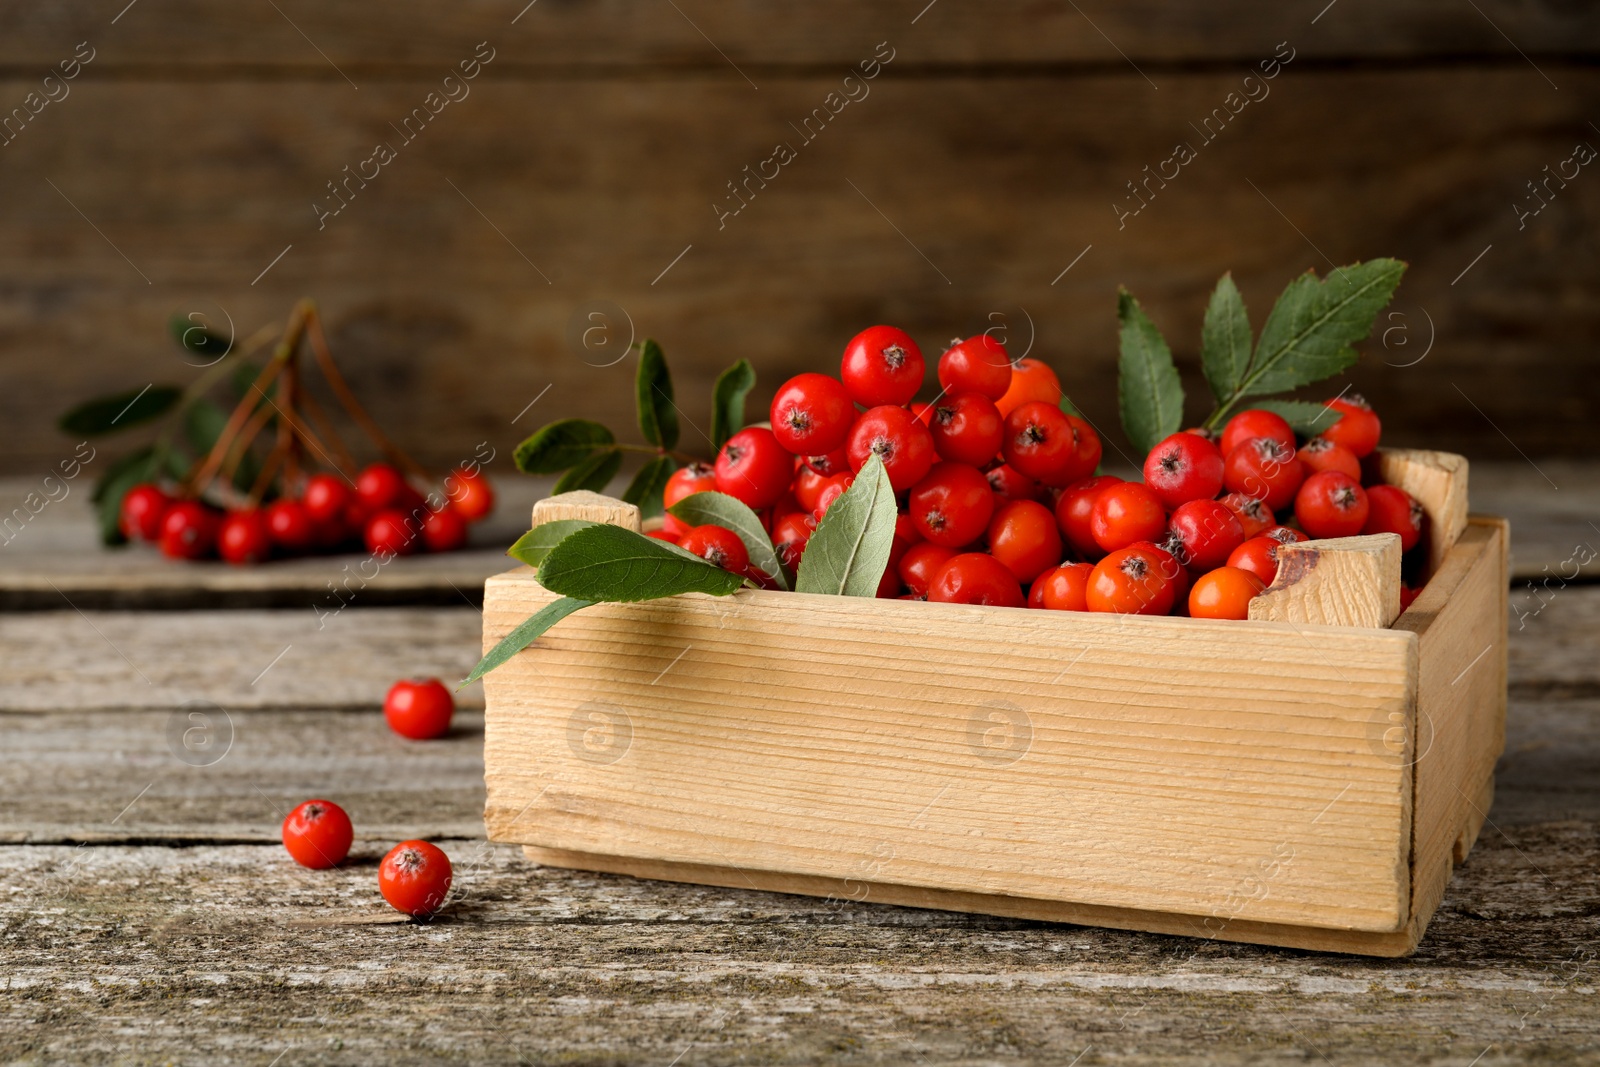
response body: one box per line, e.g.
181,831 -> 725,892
2,465 -> 1595,1065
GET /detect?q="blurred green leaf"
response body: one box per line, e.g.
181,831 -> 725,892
1116,288 -> 1185,455
635,339 -> 679,450
92,446 -> 161,545
59,386 -> 183,437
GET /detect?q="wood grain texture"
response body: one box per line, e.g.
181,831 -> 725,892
529,489 -> 640,530
1247,532 -> 1402,628
1379,448 -> 1470,578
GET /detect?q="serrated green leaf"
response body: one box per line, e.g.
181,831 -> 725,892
92,446 -> 161,545
59,386 -> 183,437
1244,259 -> 1406,398
635,339 -> 679,451
621,455 -> 679,520
795,454 -> 896,597
513,419 -> 616,474
538,523 -> 744,602
669,490 -> 789,591
507,519 -> 598,568
1201,273 -> 1252,405
1247,399 -> 1341,437
1116,289 -> 1185,455
553,449 -> 622,494
710,359 -> 756,450
462,596 -> 593,686
170,315 -> 232,359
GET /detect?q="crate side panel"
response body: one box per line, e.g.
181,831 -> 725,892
482,575 -> 1416,932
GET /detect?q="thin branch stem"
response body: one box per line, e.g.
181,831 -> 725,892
303,306 -> 430,483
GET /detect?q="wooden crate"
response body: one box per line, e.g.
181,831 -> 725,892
479,449 -> 1506,956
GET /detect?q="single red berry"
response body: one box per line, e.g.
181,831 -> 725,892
1298,437 -> 1362,480
811,472 -> 855,522
715,427 -> 794,510
1089,482 -> 1166,554
662,462 -> 717,537
303,473 -> 353,526
218,509 -> 272,565
158,501 -> 219,560
1188,566 -> 1265,621
119,483 -> 170,541
356,463 -> 408,512
898,542 -> 958,598
378,840 -> 453,919
1032,561 -> 1094,611
927,552 -> 1026,608
365,510 -> 418,557
840,325 -> 925,407
929,393 -> 1005,467
995,357 -> 1062,419
448,467 -> 496,523
770,373 -> 857,455
986,463 -> 1041,503
1262,524 -> 1309,546
1220,409 -> 1296,458
1155,533 -> 1194,615
422,506 -> 469,552
987,499 -> 1063,583
846,405 -> 936,492
282,799 -> 354,869
384,678 -> 455,740
791,465 -> 829,514
1002,402 -> 1097,487
1227,535 -> 1286,585
264,498 -> 316,553
646,529 -> 680,545
1054,475 -> 1123,559
1142,431 -> 1224,508
908,462 -> 994,548
1217,492 -> 1275,539
892,510 -> 921,553
909,401 -> 933,426
679,524 -> 750,573
1322,394 -> 1382,457
803,446 -> 852,477
1222,437 -> 1306,512
1295,471 -> 1370,539
937,334 -> 1013,401
1166,499 -> 1246,573
771,512 -> 814,569
1363,484 -> 1424,553
1086,542 -> 1177,616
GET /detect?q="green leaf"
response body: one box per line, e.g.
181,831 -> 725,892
513,419 -> 616,474
170,315 -> 231,359
1244,259 -> 1406,399
710,359 -> 756,450
229,360 -> 264,402
538,523 -> 744,602
1059,394 -> 1083,418
621,455 -> 679,520
92,446 -> 161,546
1247,399 -> 1341,437
184,398 -> 259,492
795,454 -> 896,597
507,519 -> 598,568
1200,272 -> 1252,405
635,339 -> 679,451
553,448 -> 622,494
1116,288 -> 1185,455
59,386 -> 183,436
669,490 -> 789,591
462,596 -> 593,686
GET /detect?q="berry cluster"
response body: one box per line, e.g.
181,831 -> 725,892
651,326 -> 1422,621
117,462 -> 495,565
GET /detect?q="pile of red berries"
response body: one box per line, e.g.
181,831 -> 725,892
656,325 -> 1423,621
117,462 -> 495,565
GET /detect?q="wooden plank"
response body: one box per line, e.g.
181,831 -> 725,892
0,68 -> 1596,481
1247,532 -> 1402,628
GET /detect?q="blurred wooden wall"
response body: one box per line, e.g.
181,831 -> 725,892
1,1 -> 1597,479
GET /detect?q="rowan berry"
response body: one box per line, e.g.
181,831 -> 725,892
803,446 -> 852,477
356,463 -> 407,512
1188,566 -> 1265,621
1086,542 -> 1177,616
662,462 -> 717,537
898,542 -> 957,598
159,501 -> 219,560
715,427 -> 794,510
1217,492 -> 1274,538
811,473 -> 855,522
986,463 -> 1041,503
282,799 -> 354,869
1399,584 -> 1421,611
1054,475 -> 1123,559
1363,484 -> 1424,552
1089,481 -> 1166,554
929,393 -> 1005,467
303,472 -> 353,527
846,405 -> 936,491
119,483 -> 170,541
995,357 -> 1061,419
679,524 -> 750,573
1295,471 -> 1370,539
447,467 -> 496,523
379,840 -> 453,919
384,678 -> 455,740
1220,409 -> 1296,457
1222,437 -> 1306,512
840,325 -> 924,407
1227,535 -> 1284,585
1298,436 -> 1362,480
937,334 -> 1013,400
218,509 -> 272,565
987,499 -> 1063,583
421,505 -> 469,552
909,462 -> 994,548
1003,402 -> 1096,487
1032,561 -> 1094,611
1262,525 -> 1308,546
365,510 -> 419,557
1142,431 -> 1224,508
265,498 -> 316,553
927,552 -> 1026,608
1321,394 -> 1382,457
1167,499 -> 1246,572
770,373 -> 857,455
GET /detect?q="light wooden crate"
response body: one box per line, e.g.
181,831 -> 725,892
480,449 -> 1505,955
